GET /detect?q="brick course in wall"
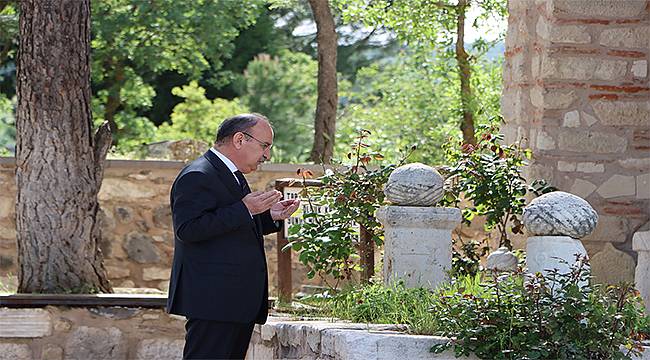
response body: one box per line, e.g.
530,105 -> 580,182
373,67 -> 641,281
502,0 -> 650,283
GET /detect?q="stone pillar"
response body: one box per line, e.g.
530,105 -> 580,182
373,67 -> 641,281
502,0 -> 649,284
523,191 -> 596,280
378,163 -> 459,289
377,206 -> 461,290
633,229 -> 650,309
526,235 -> 588,276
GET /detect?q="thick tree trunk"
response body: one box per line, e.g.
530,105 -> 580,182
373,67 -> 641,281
456,0 -> 476,145
16,0 -> 112,293
308,0 -> 337,164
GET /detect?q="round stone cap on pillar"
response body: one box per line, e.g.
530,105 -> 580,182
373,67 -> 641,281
383,163 -> 444,206
523,191 -> 598,239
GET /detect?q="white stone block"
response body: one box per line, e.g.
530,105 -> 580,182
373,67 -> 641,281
637,173 -> 650,199
562,110 -> 580,127
553,0 -> 646,18
536,131 -> 556,150
0,309 -> 51,337
632,60 -> 648,78
486,247 -> 518,271
592,100 -> 650,127
570,179 -> 597,199
526,235 -> 588,278
135,339 -> 184,360
600,26 -> 650,48
377,206 -> 461,290
576,162 -> 604,173
581,111 -> 598,127
557,161 -> 576,172
619,158 -> 650,171
64,326 -> 126,360
0,343 -> 32,360
633,230 -> 650,310
558,130 -> 627,154
597,175 -> 636,198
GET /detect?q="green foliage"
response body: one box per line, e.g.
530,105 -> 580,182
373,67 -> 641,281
440,125 -> 555,250
337,51 -> 503,165
0,1 -> 17,63
89,0 -> 263,147
337,0 -> 507,145
319,259 -> 649,359
327,280 -> 442,334
431,259 -> 649,360
239,51 -> 317,162
337,0 -> 507,52
288,130 -> 412,285
0,93 -> 15,154
91,0 -> 263,79
154,81 -> 249,144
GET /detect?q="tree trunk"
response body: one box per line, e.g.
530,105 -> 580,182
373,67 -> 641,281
16,0 -> 112,293
455,0 -> 476,145
308,0 -> 337,164
359,224 -> 374,283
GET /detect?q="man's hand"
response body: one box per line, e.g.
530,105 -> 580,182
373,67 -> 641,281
270,199 -> 301,221
242,190 -> 282,215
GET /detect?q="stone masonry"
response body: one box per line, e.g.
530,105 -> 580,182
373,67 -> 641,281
502,0 -> 650,283
0,157 -> 326,295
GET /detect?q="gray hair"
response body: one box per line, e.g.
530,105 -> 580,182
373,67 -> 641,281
215,113 -> 269,144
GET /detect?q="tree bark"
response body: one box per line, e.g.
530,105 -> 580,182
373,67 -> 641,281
308,0 -> 337,164
16,0 -> 112,293
359,224 -> 374,283
455,0 -> 476,145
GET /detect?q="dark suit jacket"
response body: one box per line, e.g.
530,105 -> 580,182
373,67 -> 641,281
166,150 -> 280,324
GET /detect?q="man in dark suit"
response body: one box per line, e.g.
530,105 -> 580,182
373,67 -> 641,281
166,113 -> 300,359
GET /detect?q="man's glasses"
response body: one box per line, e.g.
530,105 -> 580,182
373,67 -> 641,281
242,132 -> 272,151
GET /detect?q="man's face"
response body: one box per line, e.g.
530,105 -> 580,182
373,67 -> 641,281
237,121 -> 273,174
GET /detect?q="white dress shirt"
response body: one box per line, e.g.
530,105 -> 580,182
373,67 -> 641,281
210,147 -> 241,185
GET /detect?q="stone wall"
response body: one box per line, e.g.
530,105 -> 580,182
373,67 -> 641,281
0,157 -> 326,295
502,0 -> 650,283
2,306 -> 648,360
0,306 -> 185,359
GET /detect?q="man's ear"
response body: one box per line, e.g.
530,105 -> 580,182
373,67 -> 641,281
232,132 -> 245,149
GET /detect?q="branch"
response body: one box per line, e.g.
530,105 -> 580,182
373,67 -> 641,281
93,121 -> 112,187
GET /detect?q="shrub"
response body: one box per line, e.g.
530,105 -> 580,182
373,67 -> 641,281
431,258 -> 648,359
287,130 -> 414,286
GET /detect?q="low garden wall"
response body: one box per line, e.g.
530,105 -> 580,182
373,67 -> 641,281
0,157 -> 327,295
2,298 -> 647,360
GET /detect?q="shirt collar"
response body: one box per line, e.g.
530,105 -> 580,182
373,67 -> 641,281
210,147 -> 239,174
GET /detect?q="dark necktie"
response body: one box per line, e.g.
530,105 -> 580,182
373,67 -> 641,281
233,170 -> 251,194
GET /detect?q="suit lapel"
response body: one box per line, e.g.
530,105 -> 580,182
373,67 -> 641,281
203,150 -> 243,198
203,150 -> 264,246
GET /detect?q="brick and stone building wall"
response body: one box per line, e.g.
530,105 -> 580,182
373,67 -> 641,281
502,0 -> 649,283
0,157 -> 325,294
